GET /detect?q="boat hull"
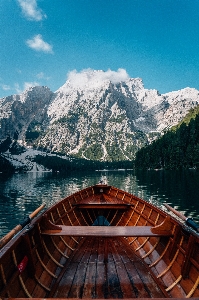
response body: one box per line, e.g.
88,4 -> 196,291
1,184 -> 199,299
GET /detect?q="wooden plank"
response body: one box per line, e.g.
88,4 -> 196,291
73,203 -> 132,210
134,259 -> 167,298
53,236 -> 170,299
48,238 -> 87,298
82,238 -> 98,298
4,297 -> 198,300
106,241 -> 123,298
108,239 -> 136,298
95,238 -> 106,298
117,238 -> 168,298
42,225 -> 172,237
67,238 -> 96,298
54,238 -> 94,298
70,238 -> 93,263
113,239 -> 153,298
54,261 -> 79,297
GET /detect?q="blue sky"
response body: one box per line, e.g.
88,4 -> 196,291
1,0 -> 199,98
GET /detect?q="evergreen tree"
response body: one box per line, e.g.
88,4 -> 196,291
134,106 -> 199,169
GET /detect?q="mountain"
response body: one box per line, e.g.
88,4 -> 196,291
134,111 -> 199,170
1,70 -> 199,164
0,86 -> 54,142
171,103 -> 199,130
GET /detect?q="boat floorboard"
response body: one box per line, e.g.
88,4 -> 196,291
52,237 -> 167,298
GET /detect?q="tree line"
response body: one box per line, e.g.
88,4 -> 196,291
34,154 -> 133,173
134,110 -> 199,169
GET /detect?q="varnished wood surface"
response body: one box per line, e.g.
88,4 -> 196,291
41,225 -> 173,237
52,237 -> 167,298
73,203 -> 131,210
5,298 -> 198,300
2,184 -> 199,299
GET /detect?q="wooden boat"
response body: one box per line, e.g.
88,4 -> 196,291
1,183 -> 199,299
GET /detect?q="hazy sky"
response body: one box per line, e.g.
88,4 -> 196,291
1,0 -> 199,98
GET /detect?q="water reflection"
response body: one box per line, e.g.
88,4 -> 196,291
135,169 -> 199,222
0,169 -> 199,238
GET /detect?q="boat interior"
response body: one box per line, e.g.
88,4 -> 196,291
1,184 -> 199,299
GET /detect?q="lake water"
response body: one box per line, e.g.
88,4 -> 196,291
0,169 -> 199,239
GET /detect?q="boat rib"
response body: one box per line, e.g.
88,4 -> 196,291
1,184 -> 199,299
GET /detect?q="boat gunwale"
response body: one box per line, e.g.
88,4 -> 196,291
1,184 -> 199,299
1,184 -> 199,257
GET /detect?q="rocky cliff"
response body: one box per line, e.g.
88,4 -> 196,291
0,86 -> 54,142
1,70 -> 199,161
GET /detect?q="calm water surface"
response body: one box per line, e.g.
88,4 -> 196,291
0,169 -> 199,238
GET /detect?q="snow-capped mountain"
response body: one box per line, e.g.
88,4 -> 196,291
0,86 -> 54,141
1,70 -> 199,162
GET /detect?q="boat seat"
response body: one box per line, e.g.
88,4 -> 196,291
41,216 -> 173,237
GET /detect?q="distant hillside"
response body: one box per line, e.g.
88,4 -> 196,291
172,105 -> 199,129
34,154 -> 133,173
134,106 -> 199,169
1,70 -> 199,162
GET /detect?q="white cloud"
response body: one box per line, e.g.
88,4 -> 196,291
0,84 -> 11,91
26,34 -> 53,53
15,81 -> 39,94
36,72 -> 45,79
36,72 -> 50,80
17,0 -> 46,21
24,81 -> 39,90
15,83 -> 22,94
66,68 -> 129,89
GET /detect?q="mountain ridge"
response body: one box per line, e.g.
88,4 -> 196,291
1,71 -> 199,163
134,108 -> 199,170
